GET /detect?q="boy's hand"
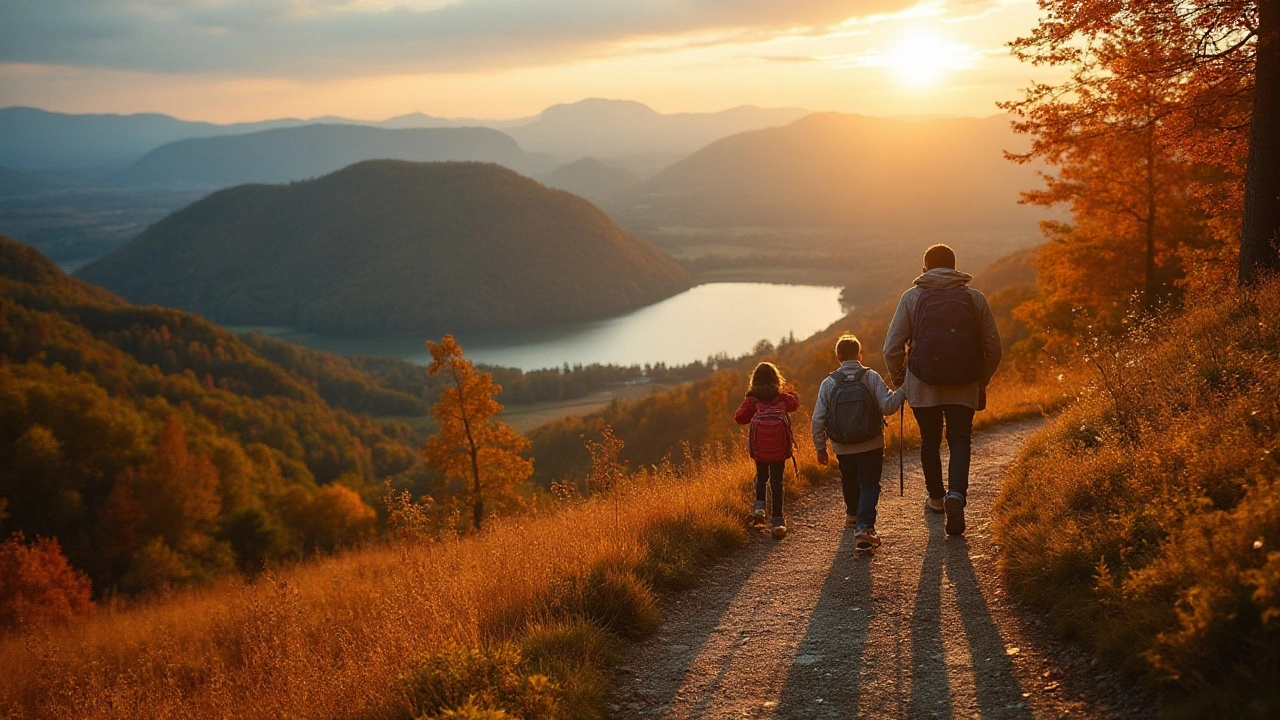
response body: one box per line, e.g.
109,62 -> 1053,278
816,449 -> 829,466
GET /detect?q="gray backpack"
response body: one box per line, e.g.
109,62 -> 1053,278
826,368 -> 883,444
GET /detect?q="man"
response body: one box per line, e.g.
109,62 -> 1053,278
883,244 -> 1002,536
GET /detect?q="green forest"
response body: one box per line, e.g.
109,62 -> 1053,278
0,235 -> 442,595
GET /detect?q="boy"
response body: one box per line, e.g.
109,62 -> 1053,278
812,335 -> 905,549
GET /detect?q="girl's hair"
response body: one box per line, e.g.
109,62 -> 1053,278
747,362 -> 784,400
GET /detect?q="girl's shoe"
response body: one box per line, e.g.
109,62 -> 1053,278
924,497 -> 945,513
845,514 -> 859,529
854,526 -> 882,550
771,517 -> 787,539
752,500 -> 767,523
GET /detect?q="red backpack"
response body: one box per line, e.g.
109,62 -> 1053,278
749,400 -> 794,462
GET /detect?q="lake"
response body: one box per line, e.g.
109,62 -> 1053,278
238,283 -> 846,371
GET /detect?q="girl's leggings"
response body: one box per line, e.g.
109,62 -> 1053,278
755,460 -> 785,518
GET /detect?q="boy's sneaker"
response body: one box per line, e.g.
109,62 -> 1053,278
752,500 -> 767,522
771,517 -> 787,539
845,514 -> 859,529
924,496 -> 945,514
854,525 -> 882,550
944,491 -> 966,536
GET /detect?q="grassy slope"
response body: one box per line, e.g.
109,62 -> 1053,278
0,448 -> 827,719
993,277 -> 1280,718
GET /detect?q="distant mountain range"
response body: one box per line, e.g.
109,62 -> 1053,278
0,107 -> 307,168
125,124 -> 558,186
631,113 -> 1045,237
0,99 -> 810,173
503,99 -> 809,160
78,161 -> 691,335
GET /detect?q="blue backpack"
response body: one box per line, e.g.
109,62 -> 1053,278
826,368 -> 883,445
908,286 -> 984,385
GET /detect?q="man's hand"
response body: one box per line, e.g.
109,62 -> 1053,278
816,449 -> 829,466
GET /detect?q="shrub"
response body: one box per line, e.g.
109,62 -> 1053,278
993,276 -> 1280,717
0,532 -> 92,631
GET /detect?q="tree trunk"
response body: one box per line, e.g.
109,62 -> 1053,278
1241,0 -> 1280,286
1144,124 -> 1159,309
470,447 -> 483,530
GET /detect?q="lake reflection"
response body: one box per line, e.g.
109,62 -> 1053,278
238,283 -> 846,371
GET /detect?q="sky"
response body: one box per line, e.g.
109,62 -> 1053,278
0,0 -> 1059,123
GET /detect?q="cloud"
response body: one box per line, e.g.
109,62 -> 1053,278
757,55 -> 823,63
0,0 -> 923,78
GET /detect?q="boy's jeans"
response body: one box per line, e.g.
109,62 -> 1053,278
911,404 -> 975,500
755,460 -> 785,518
837,449 -> 882,528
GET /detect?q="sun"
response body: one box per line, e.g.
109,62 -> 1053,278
884,29 -> 956,87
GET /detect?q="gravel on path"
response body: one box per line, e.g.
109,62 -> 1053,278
612,418 -> 1152,719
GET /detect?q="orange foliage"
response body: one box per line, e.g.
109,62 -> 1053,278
422,335 -> 532,530
1002,0 -> 1255,332
0,532 -> 92,630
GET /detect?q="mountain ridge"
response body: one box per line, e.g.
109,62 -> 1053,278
78,160 -> 692,335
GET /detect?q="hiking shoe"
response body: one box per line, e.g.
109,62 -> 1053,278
771,517 -> 787,539
854,526 -> 882,550
944,491 -> 966,536
845,514 -> 859,529
924,496 -> 945,514
752,500 -> 767,522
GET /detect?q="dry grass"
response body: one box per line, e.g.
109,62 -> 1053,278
1,443 -> 827,720
0,363 -> 1062,720
993,277 -> 1280,718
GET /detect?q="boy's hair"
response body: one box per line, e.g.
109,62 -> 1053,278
835,335 -> 861,360
749,361 -> 784,390
924,244 -> 956,270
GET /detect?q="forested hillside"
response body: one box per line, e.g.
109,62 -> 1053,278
79,161 -> 692,335
0,236 -> 441,596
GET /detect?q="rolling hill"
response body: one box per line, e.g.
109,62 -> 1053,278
541,158 -> 640,202
78,160 -> 692,335
124,124 -> 557,186
632,112 -> 1045,237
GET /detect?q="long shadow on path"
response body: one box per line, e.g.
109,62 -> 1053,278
614,525 -> 793,716
774,529 -> 873,717
908,512 -> 1034,720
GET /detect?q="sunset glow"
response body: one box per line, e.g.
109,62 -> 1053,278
884,29 -> 960,87
0,0 -> 1059,121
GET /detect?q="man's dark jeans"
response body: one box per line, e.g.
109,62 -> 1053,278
837,449 -> 883,528
755,460 -> 785,518
911,404 -> 975,501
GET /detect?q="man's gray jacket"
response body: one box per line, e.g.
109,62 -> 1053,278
882,268 -> 1002,410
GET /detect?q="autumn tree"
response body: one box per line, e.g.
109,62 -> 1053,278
422,335 -> 532,530
0,532 -> 93,629
1003,0 -> 1274,302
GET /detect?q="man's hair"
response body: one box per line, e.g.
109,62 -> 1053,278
924,244 -> 956,270
835,335 -> 861,360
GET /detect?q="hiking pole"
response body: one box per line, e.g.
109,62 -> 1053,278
898,404 -> 905,496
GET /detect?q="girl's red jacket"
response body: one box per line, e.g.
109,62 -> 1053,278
734,391 -> 800,424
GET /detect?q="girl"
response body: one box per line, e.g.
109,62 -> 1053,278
734,362 -> 800,538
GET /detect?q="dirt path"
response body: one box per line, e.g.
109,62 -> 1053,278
612,418 -> 1150,719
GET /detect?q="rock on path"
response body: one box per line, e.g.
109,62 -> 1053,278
612,418 -> 1150,719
